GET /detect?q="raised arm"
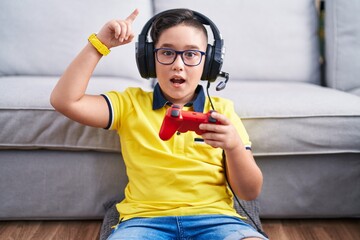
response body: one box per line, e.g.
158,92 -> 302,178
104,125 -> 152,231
50,9 -> 139,128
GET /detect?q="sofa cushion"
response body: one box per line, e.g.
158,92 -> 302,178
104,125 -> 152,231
326,0 -> 360,96
2,76 -> 359,157
154,0 -> 320,84
0,0 -> 153,78
0,76 -> 151,152
205,81 -> 360,156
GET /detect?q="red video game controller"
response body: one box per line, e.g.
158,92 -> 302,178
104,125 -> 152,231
159,104 -> 221,141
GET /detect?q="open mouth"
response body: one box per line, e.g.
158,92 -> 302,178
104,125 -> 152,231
170,78 -> 185,85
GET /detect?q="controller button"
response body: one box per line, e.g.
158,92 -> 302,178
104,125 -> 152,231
209,116 -> 217,123
171,109 -> 180,117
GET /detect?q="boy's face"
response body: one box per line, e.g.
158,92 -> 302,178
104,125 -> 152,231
155,24 -> 207,106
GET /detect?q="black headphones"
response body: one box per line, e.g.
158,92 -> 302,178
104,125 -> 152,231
135,9 -> 229,89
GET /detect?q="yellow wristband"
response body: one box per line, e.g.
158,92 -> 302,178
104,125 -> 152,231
88,33 -> 110,56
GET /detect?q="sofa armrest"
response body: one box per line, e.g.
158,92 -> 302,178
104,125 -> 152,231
325,0 -> 360,96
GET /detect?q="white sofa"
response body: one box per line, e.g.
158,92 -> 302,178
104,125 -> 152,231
1,0 -> 359,220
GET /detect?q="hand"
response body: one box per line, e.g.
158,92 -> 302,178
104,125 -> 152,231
96,9 -> 139,49
199,111 -> 243,151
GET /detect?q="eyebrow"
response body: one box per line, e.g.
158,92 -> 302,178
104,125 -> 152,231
159,43 -> 201,50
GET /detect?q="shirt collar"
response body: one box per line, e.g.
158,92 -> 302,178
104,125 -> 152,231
152,83 -> 205,112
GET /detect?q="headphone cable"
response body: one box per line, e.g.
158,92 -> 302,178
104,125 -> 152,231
206,82 -> 268,239
225,167 -> 269,239
206,81 -> 215,111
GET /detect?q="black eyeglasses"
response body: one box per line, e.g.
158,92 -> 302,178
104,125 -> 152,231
154,48 -> 206,66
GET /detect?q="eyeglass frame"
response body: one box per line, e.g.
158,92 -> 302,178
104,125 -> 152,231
154,48 -> 206,67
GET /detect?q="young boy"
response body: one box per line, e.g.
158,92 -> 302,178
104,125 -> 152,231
51,8 -> 266,240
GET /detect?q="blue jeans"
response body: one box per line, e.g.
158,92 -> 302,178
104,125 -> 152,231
107,215 -> 268,240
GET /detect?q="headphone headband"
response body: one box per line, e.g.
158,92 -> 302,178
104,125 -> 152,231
135,8 -> 226,83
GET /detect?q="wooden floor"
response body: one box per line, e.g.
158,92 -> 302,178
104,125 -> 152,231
261,219 -> 360,240
0,219 -> 359,240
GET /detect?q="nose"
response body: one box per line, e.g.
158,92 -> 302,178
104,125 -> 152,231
172,53 -> 184,71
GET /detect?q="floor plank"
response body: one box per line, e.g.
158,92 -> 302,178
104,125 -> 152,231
0,221 -> 101,240
0,219 -> 359,240
261,219 -> 360,240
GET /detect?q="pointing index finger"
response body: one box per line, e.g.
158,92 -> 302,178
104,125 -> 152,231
126,8 -> 139,23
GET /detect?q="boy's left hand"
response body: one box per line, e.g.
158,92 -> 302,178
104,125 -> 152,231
199,112 -> 242,150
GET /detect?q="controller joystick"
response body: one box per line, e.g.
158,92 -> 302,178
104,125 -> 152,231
159,104 -> 220,141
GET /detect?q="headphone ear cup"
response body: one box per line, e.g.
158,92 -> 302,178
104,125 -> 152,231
135,39 -> 156,79
135,40 -> 147,78
209,42 -> 224,82
201,44 -> 213,81
135,41 -> 146,78
146,42 -> 156,78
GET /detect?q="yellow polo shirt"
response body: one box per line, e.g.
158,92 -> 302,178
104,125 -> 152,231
103,85 -> 251,221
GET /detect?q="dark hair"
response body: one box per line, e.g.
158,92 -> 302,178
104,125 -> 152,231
150,8 -> 208,46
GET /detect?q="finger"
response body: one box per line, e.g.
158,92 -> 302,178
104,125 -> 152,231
120,21 -> 129,41
210,111 -> 231,125
203,130 -> 227,141
126,8 -> 139,23
199,122 -> 226,133
113,21 -> 122,39
125,34 -> 135,43
124,23 -> 133,41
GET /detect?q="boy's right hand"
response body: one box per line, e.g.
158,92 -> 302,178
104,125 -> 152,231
96,9 -> 139,49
